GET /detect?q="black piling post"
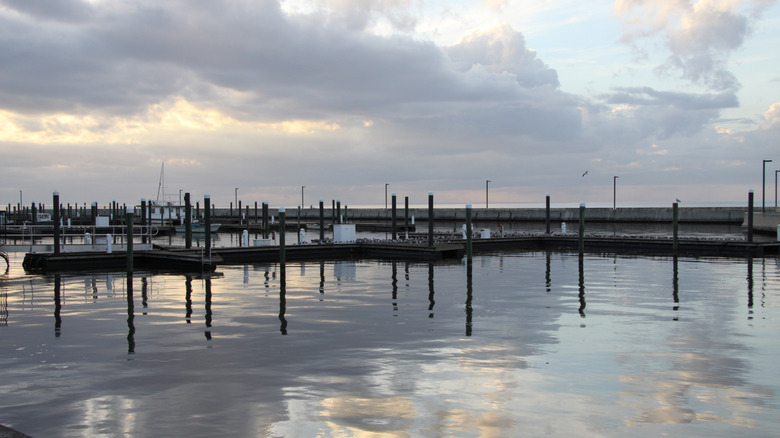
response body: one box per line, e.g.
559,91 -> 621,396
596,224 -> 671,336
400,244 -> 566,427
262,201 -> 269,239
185,192 -> 192,249
53,191 -> 60,254
204,194 -> 212,258
319,199 -> 325,243
126,206 -> 134,273
279,207 -> 286,265
297,205 -> 301,244
31,203 -> 37,226
91,202 -> 97,225
336,200 -> 341,224
747,189 -> 754,242
140,199 -> 147,244
673,202 -> 679,254
578,202 -> 586,255
238,200 -> 242,225
404,196 -> 409,240
254,202 -> 258,224
428,192 -> 434,247
545,194 -> 551,235
466,203 -> 473,261
391,193 -> 397,241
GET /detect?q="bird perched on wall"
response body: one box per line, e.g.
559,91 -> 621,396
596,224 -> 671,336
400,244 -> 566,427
581,170 -> 589,177
676,198 -> 681,203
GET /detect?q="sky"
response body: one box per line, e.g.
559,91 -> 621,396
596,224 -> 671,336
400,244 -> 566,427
1,0 -> 779,208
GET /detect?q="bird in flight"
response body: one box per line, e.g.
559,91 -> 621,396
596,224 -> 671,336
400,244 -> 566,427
581,170 -> 589,177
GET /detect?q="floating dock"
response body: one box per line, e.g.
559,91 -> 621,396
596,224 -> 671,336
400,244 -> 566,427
17,234 -> 779,274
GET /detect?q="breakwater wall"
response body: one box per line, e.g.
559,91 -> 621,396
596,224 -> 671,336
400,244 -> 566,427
210,207 -> 749,224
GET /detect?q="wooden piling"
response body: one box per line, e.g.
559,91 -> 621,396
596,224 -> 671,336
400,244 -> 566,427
404,196 -> 409,240
673,202 -> 679,254
262,201 -> 269,239
545,194 -> 551,234
466,203 -> 473,261
279,206 -> 286,265
319,199 -> 325,242
428,192 -> 434,247
52,192 -> 61,254
747,190 -> 754,242
391,193 -> 397,241
184,193 -> 192,249
205,194 -> 212,258
126,206 -> 134,273
140,199 -> 147,244
578,202 -> 585,255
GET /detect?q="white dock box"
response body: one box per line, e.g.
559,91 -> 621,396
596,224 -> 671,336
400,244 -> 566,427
333,224 -> 356,243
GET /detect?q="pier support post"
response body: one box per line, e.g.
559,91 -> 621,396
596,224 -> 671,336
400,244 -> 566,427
673,202 -> 679,254
238,201 -> 242,225
126,206 -> 134,273
140,199 -> 147,244
336,200 -> 341,224
391,193 -> 397,241
428,192 -> 434,247
91,202 -> 97,225
204,194 -> 212,258
279,207 -> 286,265
545,194 -> 551,235
466,203 -> 473,262
578,202 -> 586,255
747,189 -> 754,242
53,191 -> 61,254
262,201 -> 269,239
404,196 -> 409,240
184,193 -> 192,249
319,199 -> 325,243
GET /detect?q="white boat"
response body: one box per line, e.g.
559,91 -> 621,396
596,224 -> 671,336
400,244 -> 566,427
175,222 -> 221,233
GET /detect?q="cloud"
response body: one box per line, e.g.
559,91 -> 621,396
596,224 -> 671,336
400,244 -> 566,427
614,0 -> 775,91
446,23 -> 560,88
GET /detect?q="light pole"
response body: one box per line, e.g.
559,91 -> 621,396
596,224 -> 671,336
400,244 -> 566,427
613,176 -> 618,210
775,170 -> 779,208
385,183 -> 389,209
485,180 -> 491,209
762,159 -> 772,212
301,186 -> 306,208
234,187 -> 239,213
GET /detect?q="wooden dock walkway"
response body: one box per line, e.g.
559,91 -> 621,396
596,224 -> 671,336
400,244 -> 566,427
16,234 -> 778,275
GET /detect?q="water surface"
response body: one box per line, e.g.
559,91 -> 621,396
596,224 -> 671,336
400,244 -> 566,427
1,251 -> 778,437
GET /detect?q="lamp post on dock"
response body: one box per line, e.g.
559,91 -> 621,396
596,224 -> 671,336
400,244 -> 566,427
613,176 -> 618,210
234,188 -> 239,214
485,180 -> 491,209
762,159 -> 772,212
301,186 -> 305,209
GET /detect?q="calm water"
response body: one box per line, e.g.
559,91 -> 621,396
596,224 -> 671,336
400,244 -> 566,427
1,250 -> 779,437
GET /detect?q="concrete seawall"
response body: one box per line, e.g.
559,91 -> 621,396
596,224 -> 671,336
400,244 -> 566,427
213,207 -> 751,224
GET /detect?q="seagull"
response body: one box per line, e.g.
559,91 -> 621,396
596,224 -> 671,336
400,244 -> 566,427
581,170 -> 589,177
676,198 -> 681,203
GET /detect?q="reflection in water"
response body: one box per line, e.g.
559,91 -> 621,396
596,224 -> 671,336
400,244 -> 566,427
427,263 -> 435,318
2,254 -> 779,437
465,260 -> 473,336
319,261 -> 325,299
747,256 -> 754,320
141,277 -> 148,315
126,273 -> 135,356
545,252 -> 551,293
578,254 -> 586,318
391,261 -> 398,315
672,256 -> 680,319
279,265 -> 287,335
53,274 -> 61,337
185,275 -> 193,323
204,277 -> 212,341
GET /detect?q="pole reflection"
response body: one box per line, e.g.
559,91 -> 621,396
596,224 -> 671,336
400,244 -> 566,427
672,256 -> 679,320
185,275 -> 193,323
54,274 -> 62,337
545,251 -> 551,293
141,277 -> 148,315
205,277 -> 212,341
428,263 -> 435,318
126,273 -> 135,356
578,254 -> 586,318
279,264 -> 288,335
319,261 -> 325,300
465,260 -> 473,336
747,256 -> 754,320
391,261 -> 398,315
